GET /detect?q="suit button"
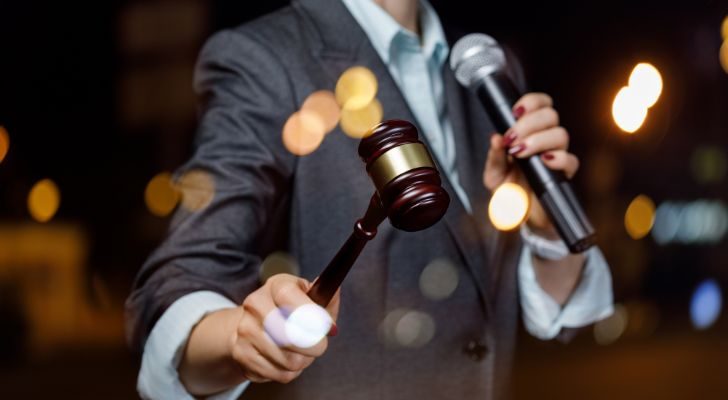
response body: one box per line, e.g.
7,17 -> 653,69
464,339 -> 488,361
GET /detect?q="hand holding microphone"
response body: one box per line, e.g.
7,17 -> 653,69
451,34 -> 596,253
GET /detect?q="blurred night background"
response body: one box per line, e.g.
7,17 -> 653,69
1,0 -> 728,398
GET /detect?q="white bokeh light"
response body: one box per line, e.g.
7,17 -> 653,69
285,304 -> 333,348
612,86 -> 648,133
628,63 -> 663,108
419,258 -> 459,301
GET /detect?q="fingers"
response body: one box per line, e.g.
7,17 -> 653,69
232,342 -> 302,384
504,107 -> 560,148
508,126 -> 569,158
540,150 -> 580,179
512,92 -> 553,117
231,273 -> 335,385
325,288 -> 342,321
269,276 -> 332,357
484,133 -> 509,190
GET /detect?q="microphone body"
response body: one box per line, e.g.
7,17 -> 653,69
476,72 -> 595,253
451,34 -> 595,253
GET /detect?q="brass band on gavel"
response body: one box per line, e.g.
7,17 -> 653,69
367,143 -> 436,192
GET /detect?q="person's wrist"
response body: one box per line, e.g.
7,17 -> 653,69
520,223 -> 570,261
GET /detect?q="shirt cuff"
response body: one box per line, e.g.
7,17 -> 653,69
138,291 -> 251,400
518,246 -> 614,340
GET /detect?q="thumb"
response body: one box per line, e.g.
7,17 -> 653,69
484,133 -> 509,191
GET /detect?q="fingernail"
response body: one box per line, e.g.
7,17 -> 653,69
513,105 -> 526,119
502,130 -> 517,147
542,152 -> 555,161
327,323 -> 338,337
508,143 -> 526,155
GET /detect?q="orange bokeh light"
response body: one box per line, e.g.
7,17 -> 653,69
0,126 -> 9,164
302,90 -> 341,134
177,169 -> 215,212
339,98 -> 383,139
28,179 -> 61,223
282,110 -> 326,156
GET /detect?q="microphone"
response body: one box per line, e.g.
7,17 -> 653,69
450,33 -> 595,253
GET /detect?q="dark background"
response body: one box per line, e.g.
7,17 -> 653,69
0,0 -> 727,398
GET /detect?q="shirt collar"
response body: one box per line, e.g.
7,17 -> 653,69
342,0 -> 449,67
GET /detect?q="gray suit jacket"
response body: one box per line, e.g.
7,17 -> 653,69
126,0 -> 524,398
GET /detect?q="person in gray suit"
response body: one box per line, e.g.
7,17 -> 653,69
126,0 -> 614,399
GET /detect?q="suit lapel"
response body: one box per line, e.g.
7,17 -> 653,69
294,0 -> 494,315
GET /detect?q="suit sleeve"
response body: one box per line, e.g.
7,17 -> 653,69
125,29 -> 298,353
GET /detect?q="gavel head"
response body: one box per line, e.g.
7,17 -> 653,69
358,120 -> 450,232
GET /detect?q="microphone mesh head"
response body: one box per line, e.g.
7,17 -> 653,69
450,33 -> 506,88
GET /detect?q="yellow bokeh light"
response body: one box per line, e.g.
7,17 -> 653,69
177,169 -> 215,212
722,16 -> 728,40
612,86 -> 648,134
594,304 -> 628,345
488,182 -> 530,231
145,172 -> 180,217
28,179 -> 61,223
720,41 -> 728,75
302,90 -> 341,134
624,194 -> 656,240
335,66 -> 378,110
282,110 -> 326,156
0,126 -> 9,164
339,98 -> 383,139
628,63 -> 663,108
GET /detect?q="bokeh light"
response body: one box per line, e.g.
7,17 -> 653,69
612,86 -> 648,133
379,308 -> 435,348
335,66 -> 378,110
722,16 -> 728,40
339,98 -> 383,139
259,251 -> 300,284
264,306 -> 292,347
691,145 -> 727,184
690,279 -> 722,330
628,63 -> 663,108
282,110 -> 326,156
594,304 -> 628,345
652,202 -> 681,245
301,90 -> 341,134
720,40 -> 728,74
419,258 -> 459,301
488,182 -> 530,231
144,172 -> 180,217
285,303 -> 333,348
624,194 -> 656,240
28,179 -> 61,223
652,200 -> 728,245
177,169 -> 215,212
625,301 -> 660,337
263,304 -> 332,349
0,126 -> 9,164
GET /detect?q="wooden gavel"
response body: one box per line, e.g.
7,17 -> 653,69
307,120 -> 451,306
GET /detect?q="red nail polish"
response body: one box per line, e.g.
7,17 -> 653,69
502,130 -> 517,147
328,323 -> 338,337
508,143 -> 526,155
542,153 -> 555,161
513,105 -> 526,119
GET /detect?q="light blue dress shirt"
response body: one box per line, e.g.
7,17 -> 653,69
137,1 -> 614,398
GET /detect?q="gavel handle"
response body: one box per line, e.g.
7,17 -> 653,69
308,193 -> 387,307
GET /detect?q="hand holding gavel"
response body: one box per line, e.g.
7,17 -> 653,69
213,120 -> 449,387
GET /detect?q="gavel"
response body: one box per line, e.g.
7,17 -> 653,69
307,120 -> 451,306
